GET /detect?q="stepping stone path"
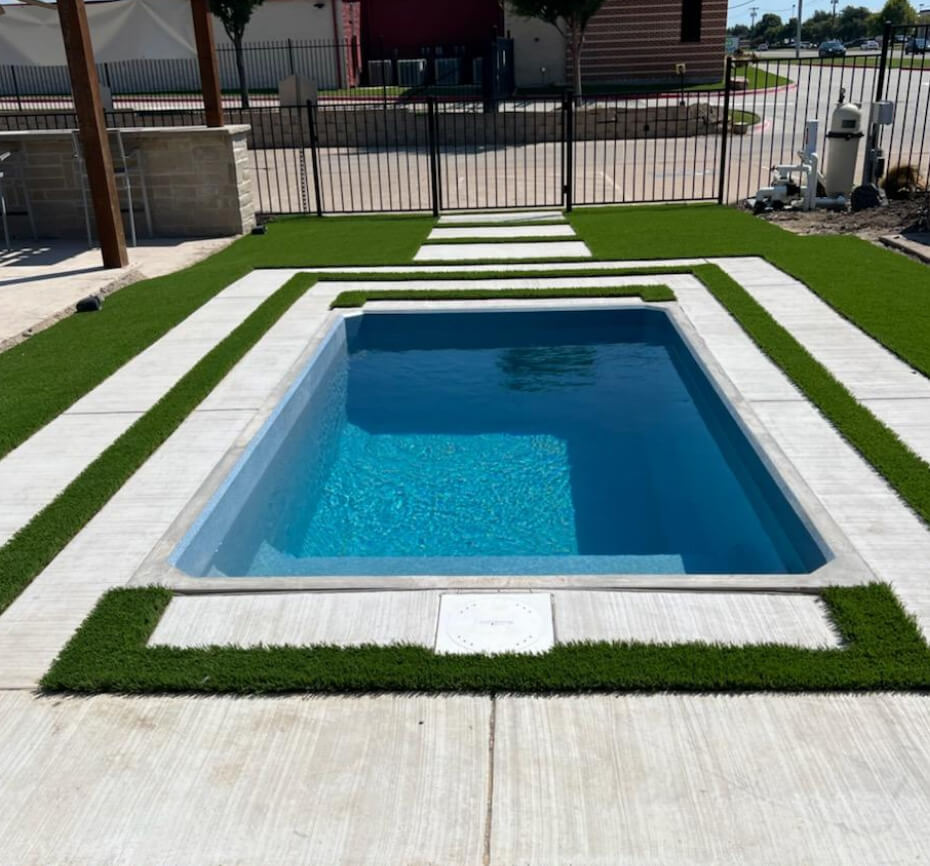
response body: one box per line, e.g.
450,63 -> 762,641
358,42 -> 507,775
415,210 -> 592,262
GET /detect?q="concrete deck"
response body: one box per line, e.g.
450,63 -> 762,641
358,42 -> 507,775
3,220 -> 930,863
0,236 -> 236,351
2,692 -> 930,864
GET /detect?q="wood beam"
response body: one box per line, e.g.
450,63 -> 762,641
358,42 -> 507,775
57,0 -> 128,269
191,0 -> 224,127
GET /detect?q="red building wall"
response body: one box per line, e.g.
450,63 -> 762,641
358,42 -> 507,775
362,0 -> 503,56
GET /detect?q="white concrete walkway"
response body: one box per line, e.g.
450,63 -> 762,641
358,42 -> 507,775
0,269 -> 299,549
3,691 -> 930,864
711,256 -> 930,464
2,246 -> 930,863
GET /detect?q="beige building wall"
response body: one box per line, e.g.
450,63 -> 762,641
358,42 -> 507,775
212,0 -> 340,44
505,10 -> 567,88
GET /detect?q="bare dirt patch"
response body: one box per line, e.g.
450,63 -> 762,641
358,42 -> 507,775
757,197 -> 926,241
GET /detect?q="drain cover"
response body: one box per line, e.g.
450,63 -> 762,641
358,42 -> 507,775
435,593 -> 554,655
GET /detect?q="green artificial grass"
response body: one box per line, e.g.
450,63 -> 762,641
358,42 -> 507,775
40,583 -> 930,694
0,274 -> 315,614
570,204 -> 930,379
0,215 -> 432,462
331,285 -> 675,307
694,264 -> 930,526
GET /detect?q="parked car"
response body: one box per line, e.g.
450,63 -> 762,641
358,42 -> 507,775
756,42 -> 769,50
845,37 -> 866,47
862,39 -> 880,50
819,40 -> 846,58
905,37 -> 928,54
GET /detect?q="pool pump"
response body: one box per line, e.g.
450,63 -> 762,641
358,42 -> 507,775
752,88 -> 890,213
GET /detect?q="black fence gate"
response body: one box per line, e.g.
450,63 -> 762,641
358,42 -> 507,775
1,25 -> 926,216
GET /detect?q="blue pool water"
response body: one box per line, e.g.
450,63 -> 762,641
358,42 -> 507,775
174,308 -> 827,577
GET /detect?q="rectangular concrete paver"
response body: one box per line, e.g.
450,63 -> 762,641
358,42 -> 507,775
427,225 -> 576,240
554,591 -> 839,647
0,693 -> 489,866
414,241 -> 591,262
437,210 -> 565,224
149,591 -> 442,647
492,694 -> 930,865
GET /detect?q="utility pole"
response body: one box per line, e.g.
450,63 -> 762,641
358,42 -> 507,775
830,0 -> 838,20
750,6 -> 759,30
796,0 -> 803,59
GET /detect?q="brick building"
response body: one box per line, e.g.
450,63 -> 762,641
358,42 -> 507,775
506,0 -> 727,88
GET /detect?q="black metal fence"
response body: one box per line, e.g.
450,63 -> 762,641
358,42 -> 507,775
0,39 -> 359,111
1,24 -> 927,215
721,22 -> 930,203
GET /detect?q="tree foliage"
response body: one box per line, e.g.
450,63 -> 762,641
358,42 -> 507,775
876,0 -> 919,26
508,0 -> 608,95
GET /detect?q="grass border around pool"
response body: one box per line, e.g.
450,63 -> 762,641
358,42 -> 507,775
32,260 -> 930,694
330,284 -> 676,306
40,583 -> 930,694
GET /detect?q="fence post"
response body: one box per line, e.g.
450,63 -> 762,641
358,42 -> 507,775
427,97 -> 441,217
287,39 -> 296,76
562,91 -> 573,212
10,66 -> 22,111
876,21 -> 892,102
717,56 -> 733,205
306,99 -> 324,217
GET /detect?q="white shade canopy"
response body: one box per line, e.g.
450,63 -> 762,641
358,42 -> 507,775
0,0 -> 197,65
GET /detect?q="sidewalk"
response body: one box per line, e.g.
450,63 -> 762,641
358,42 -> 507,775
0,236 -> 236,351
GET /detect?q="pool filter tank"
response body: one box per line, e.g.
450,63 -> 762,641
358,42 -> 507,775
824,88 -> 864,196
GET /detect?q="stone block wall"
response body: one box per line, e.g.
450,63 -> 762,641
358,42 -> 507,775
0,125 -> 254,239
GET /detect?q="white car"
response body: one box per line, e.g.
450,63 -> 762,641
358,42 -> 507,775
862,39 -> 880,50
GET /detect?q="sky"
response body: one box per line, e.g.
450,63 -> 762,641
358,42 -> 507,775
0,0 -> 921,39
726,0 -> 889,28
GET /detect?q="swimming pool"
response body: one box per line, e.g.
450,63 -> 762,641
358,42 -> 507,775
172,306 -> 828,578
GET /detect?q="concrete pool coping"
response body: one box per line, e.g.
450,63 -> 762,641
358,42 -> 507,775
130,293 -> 874,595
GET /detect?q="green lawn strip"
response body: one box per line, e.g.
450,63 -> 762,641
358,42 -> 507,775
0,274 -> 316,615
331,285 -> 675,307
0,214 -> 432,462
40,583 -> 930,694
570,204 -> 930,380
693,263 -> 930,526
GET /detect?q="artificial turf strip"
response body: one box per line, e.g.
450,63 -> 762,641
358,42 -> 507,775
0,215 -> 432,461
569,204 -> 930,380
330,285 -> 676,307
40,583 -> 930,694
693,264 -> 930,526
0,274 -> 315,615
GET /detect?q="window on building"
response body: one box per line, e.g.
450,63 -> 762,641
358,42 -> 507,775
681,0 -> 702,42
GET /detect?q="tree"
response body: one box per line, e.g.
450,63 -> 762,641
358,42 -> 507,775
835,5 -> 872,41
751,13 -> 784,44
875,0 -> 919,26
726,24 -> 750,37
209,0 -> 265,109
508,0 -> 608,96
802,10 -> 835,43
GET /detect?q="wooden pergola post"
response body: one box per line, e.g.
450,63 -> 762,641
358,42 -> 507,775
57,0 -> 128,269
191,0 -> 224,127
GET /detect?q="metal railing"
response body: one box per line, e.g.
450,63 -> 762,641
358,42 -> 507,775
720,24 -> 930,203
1,26 -> 925,215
